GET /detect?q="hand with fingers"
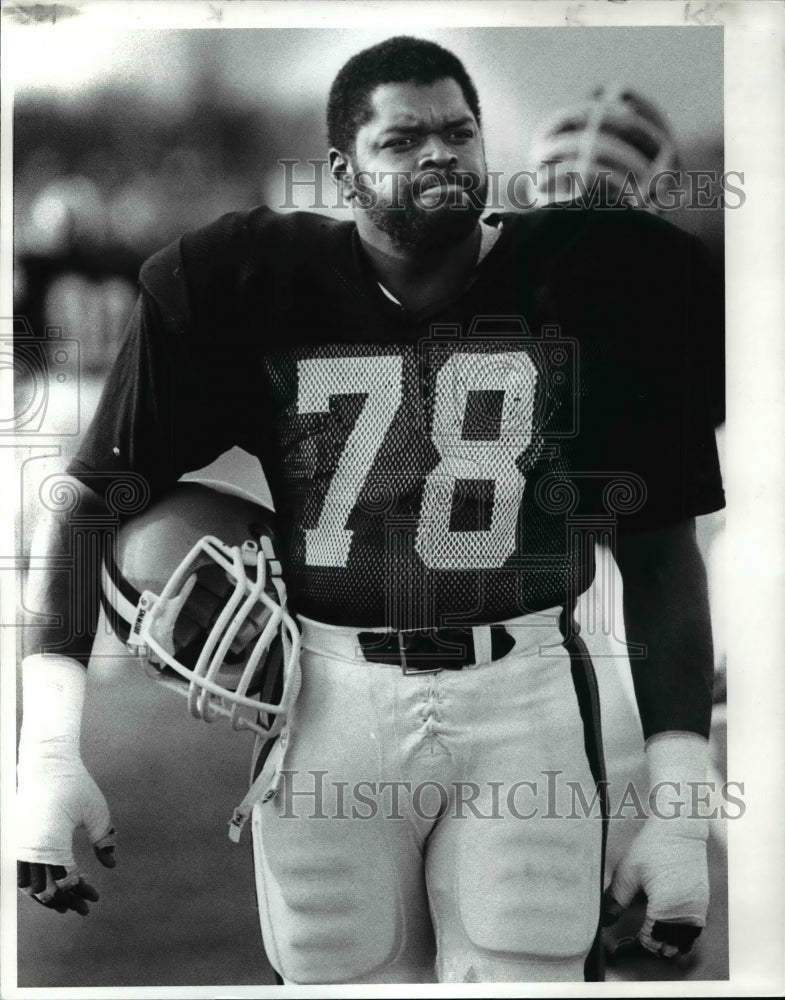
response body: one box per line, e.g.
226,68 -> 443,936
16,655 -> 118,917
17,849 -> 115,917
602,826 -> 707,958
16,763 -> 117,917
602,733 -> 710,960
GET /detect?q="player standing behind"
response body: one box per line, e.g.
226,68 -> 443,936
17,36 -> 723,984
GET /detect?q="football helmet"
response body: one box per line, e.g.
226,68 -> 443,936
101,483 -> 300,738
529,84 -> 680,209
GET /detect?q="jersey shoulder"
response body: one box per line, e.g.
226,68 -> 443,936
139,206 -> 355,320
493,205 -> 711,342
498,203 -> 698,267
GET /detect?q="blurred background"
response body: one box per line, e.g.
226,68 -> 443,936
8,20 -> 726,989
12,25 -> 725,382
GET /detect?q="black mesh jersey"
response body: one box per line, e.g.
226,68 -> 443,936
69,204 -> 725,628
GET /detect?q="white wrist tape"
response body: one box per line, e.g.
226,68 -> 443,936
18,654 -> 87,760
646,730 -> 710,780
17,655 -> 112,868
608,731 -> 711,953
645,731 -> 710,832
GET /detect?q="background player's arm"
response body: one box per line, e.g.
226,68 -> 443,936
17,480 -> 118,915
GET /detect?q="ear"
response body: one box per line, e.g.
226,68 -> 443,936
329,147 -> 356,201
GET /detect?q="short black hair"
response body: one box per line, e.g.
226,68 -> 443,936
327,36 -> 481,153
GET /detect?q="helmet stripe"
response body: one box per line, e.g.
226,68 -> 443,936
100,558 -> 140,643
103,544 -> 141,606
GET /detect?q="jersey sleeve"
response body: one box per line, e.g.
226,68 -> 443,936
573,216 -> 725,530
66,239 -> 255,504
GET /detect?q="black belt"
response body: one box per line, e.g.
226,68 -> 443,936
357,625 -> 516,674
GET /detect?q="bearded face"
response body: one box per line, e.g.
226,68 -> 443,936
339,78 -> 489,252
352,165 -> 489,251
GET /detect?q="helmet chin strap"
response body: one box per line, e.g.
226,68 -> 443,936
228,745 -> 284,843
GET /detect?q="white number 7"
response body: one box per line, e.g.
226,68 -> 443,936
297,355 -> 403,566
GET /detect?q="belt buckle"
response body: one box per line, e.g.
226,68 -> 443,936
399,631 -> 443,676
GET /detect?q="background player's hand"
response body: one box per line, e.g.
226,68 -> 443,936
602,816 -> 708,957
17,755 -> 117,916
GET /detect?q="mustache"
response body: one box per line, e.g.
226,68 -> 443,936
350,169 -> 488,210
416,170 -> 486,193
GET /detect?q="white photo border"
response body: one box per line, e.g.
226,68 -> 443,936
1,2 -> 783,997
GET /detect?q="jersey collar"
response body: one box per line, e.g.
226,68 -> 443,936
347,214 -> 519,324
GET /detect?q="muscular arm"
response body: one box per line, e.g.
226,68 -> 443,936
602,518 -> 714,957
612,517 -> 714,741
24,478 -> 112,664
18,478 -> 118,914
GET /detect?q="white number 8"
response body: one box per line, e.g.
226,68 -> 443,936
415,351 -> 537,569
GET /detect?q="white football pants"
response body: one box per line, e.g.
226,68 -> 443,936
251,609 -> 603,984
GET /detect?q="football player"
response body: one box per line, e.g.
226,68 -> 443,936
17,36 -> 723,984
528,83 -> 681,210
